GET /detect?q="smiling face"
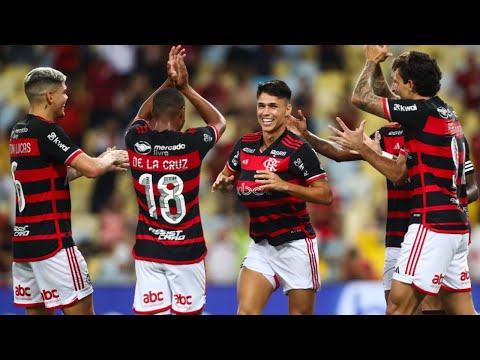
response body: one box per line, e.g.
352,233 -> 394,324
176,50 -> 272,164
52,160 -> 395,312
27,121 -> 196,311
50,82 -> 68,120
256,92 -> 292,136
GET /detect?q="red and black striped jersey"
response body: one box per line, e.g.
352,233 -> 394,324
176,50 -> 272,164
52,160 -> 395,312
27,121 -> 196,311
375,124 -> 411,248
9,114 -> 83,262
227,129 -> 327,246
125,119 -> 219,264
383,96 -> 469,234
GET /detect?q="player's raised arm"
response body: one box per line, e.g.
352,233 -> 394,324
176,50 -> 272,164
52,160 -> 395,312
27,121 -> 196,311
351,45 -> 394,119
170,51 -> 226,140
132,45 -> 185,123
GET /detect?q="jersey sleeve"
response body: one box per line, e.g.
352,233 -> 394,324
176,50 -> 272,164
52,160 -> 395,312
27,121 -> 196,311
185,126 -> 218,159
290,143 -> 327,184
42,122 -> 82,165
465,137 -> 475,175
125,119 -> 149,150
383,98 -> 429,130
226,137 -> 243,173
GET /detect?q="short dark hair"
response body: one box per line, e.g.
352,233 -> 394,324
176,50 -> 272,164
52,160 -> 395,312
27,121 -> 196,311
24,67 -> 66,103
152,88 -> 185,118
257,80 -> 292,101
392,51 -> 442,97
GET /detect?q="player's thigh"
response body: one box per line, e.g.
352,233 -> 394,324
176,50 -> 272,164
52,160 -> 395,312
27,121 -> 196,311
442,231 -> 471,292
287,289 -> 316,315
62,294 -> 94,315
237,267 -> 274,315
272,237 -> 320,294
383,247 -> 401,296
237,240 -> 277,314
439,289 -> 477,315
27,247 -> 93,311
166,260 -> 206,315
421,294 -> 443,312
12,261 -> 43,307
394,224 -> 457,294
133,260 -> 171,315
387,279 -> 425,315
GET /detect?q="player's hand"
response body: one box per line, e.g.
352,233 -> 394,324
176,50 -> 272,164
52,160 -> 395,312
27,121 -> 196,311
364,45 -> 392,64
104,149 -> 129,165
98,146 -> 117,158
363,130 -> 382,154
328,117 -> 366,154
212,172 -> 235,192
286,109 -> 308,138
254,170 -> 286,192
109,162 -> 130,172
167,45 -> 188,90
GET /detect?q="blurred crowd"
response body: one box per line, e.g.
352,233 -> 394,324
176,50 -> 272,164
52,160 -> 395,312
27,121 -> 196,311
1,45 -> 480,287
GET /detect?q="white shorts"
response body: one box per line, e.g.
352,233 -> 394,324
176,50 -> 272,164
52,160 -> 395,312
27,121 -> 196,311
393,224 -> 471,295
241,238 -> 320,294
12,246 -> 93,310
383,247 -> 401,291
133,259 -> 206,315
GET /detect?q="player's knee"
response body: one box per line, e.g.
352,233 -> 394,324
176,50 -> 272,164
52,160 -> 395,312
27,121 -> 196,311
237,303 -> 262,315
386,301 -> 404,315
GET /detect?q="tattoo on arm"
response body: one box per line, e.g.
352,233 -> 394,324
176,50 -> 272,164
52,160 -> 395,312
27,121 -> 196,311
372,64 -> 394,98
353,61 -> 389,119
66,167 -> 83,183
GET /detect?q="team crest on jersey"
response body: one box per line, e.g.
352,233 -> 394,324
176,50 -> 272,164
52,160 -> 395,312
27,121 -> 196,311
134,141 -> 152,155
263,158 -> 280,172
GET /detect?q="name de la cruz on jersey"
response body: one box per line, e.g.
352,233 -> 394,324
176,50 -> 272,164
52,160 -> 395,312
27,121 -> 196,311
130,147 -> 201,171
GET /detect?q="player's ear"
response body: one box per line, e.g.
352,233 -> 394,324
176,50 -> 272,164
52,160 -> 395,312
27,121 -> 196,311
45,91 -> 54,104
286,103 -> 292,117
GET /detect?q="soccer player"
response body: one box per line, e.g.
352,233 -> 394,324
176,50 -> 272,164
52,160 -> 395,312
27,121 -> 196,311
346,45 -> 477,315
297,112 -> 478,314
125,46 -> 226,315
10,67 -> 129,315
212,80 -> 333,315
288,113 -> 411,304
